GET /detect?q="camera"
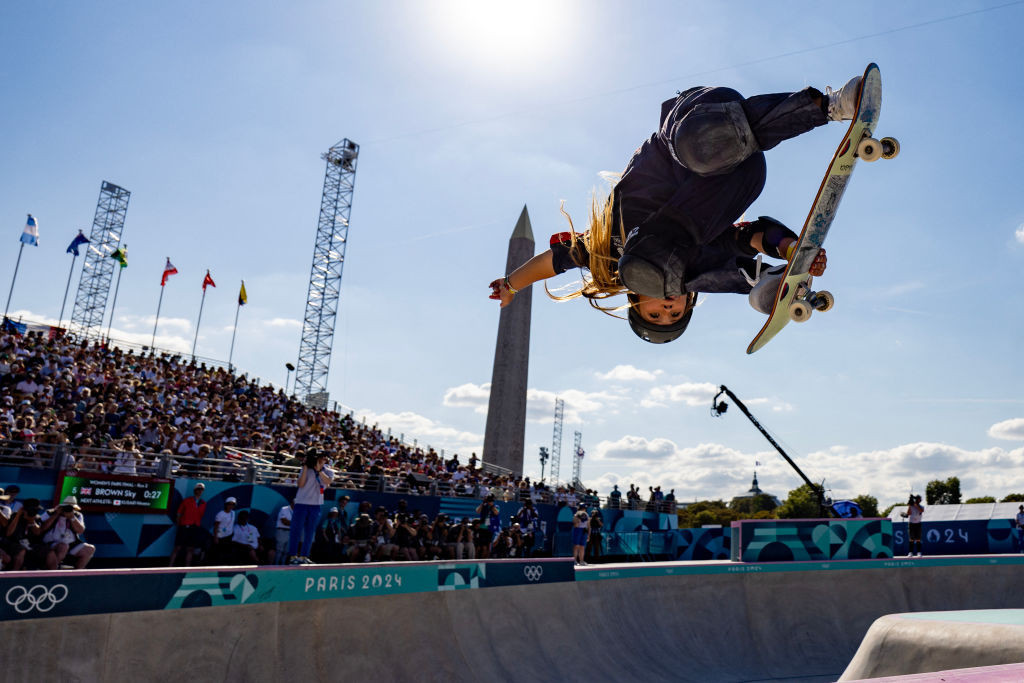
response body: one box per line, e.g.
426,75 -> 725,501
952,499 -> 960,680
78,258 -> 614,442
60,505 -> 74,514
304,451 -> 321,468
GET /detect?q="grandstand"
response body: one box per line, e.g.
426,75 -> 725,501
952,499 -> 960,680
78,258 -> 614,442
0,324 -> 681,569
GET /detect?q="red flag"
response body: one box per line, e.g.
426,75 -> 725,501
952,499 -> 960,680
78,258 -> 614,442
160,258 -> 178,287
202,270 -> 216,291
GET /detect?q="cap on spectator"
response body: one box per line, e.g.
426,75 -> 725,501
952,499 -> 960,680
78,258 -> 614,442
194,483 -> 205,490
225,497 -> 237,504
0,488 -> 9,502
7,485 -> 20,494
329,507 -> 339,513
340,495 -> 350,501
60,495 -> 82,510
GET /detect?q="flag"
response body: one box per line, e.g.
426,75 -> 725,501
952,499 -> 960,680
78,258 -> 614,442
66,231 -> 90,256
20,214 -> 38,246
238,281 -> 247,306
202,270 -> 216,291
109,247 -> 127,269
160,258 -> 178,286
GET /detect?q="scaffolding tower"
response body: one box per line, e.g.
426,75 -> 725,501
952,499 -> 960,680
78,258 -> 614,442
69,181 -> 130,340
549,397 -> 565,484
295,139 -> 359,408
572,430 -> 584,488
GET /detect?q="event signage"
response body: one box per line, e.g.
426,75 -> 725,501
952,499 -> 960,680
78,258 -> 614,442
57,473 -> 172,512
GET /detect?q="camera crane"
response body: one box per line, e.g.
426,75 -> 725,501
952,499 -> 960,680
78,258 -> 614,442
711,385 -> 831,517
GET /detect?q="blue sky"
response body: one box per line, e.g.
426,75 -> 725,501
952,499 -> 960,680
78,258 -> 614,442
2,1 -> 1023,507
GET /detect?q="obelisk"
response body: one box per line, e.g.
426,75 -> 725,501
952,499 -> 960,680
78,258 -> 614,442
482,205 -> 534,475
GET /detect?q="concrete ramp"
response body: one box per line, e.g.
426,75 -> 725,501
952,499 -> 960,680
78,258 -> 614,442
3,557 -> 1024,682
840,610 -> 1024,680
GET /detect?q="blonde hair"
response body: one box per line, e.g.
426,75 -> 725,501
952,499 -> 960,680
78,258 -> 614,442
547,188 -> 630,317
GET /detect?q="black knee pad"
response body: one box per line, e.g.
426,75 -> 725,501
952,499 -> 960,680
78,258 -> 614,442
670,100 -> 760,176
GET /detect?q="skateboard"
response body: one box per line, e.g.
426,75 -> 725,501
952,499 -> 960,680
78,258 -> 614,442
746,62 -> 898,354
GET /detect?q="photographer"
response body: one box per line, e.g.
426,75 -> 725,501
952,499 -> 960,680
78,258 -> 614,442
586,507 -> 604,565
288,449 -> 333,565
3,498 -> 44,570
475,494 -> 500,559
40,495 -> 95,569
900,494 -> 925,557
572,504 -> 590,566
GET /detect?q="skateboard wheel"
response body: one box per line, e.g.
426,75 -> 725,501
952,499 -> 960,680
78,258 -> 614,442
881,137 -> 900,159
813,291 -> 834,312
858,137 -> 882,162
789,300 -> 812,322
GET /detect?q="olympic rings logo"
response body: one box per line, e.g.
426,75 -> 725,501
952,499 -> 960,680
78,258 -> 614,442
5,584 -> 69,614
523,565 -> 544,582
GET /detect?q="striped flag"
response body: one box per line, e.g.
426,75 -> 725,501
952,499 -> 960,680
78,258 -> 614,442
238,281 -> 247,306
160,258 -> 178,286
20,214 -> 39,246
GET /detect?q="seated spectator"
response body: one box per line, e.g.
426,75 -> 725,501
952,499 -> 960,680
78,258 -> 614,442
230,509 -> 260,564
210,497 -> 237,564
312,507 -> 345,563
3,498 -> 44,570
40,495 -> 95,569
348,513 -> 375,562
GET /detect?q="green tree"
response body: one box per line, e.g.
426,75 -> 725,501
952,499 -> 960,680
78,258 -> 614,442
926,477 -> 962,505
729,493 -> 778,517
881,503 -> 900,518
853,495 -> 880,518
678,500 -> 738,528
776,483 -> 825,519
965,496 -> 996,504
1002,493 -> 1024,503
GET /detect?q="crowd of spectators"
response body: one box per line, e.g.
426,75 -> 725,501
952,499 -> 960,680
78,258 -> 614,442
0,327 -> 674,569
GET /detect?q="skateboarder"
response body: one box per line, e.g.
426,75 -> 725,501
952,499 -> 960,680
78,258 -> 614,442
489,74 -> 860,343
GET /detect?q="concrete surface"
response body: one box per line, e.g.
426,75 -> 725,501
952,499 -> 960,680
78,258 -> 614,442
840,610 -> 1024,680
3,560 -> 1024,682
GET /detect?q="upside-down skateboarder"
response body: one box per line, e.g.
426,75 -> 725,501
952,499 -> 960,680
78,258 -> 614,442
489,73 -> 862,343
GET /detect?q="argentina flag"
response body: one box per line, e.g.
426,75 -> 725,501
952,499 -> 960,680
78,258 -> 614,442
20,214 -> 39,246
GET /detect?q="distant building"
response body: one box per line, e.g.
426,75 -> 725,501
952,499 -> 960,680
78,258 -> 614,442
732,471 -> 781,508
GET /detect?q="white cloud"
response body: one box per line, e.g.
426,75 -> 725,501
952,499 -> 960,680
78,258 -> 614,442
354,409 -> 482,454
989,418 -> 1024,441
443,382 -> 491,413
443,382 -> 618,424
645,382 -> 719,407
595,364 -> 662,382
1016,224 -> 1024,245
266,317 -> 301,329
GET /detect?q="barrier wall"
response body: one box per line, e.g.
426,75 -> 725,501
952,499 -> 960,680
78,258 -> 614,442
731,518 -> 893,562
0,558 -> 574,622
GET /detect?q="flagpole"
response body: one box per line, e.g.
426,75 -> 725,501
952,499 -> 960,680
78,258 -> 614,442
4,242 -> 26,320
58,252 -> 78,329
152,285 -> 165,349
191,287 -> 208,360
106,261 -> 125,343
228,301 -> 241,370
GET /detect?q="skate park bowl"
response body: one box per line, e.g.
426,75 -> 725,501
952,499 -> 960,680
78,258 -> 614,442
2,556 -> 1024,682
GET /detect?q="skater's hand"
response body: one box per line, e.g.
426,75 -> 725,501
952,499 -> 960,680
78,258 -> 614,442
488,278 -> 515,308
809,249 -> 827,276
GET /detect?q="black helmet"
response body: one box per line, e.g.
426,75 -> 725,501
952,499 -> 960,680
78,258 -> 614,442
626,293 -> 693,344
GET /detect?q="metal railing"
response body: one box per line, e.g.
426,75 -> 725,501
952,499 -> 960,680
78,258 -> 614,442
0,438 -> 679,512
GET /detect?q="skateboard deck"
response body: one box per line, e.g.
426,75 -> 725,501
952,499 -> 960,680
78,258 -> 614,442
746,62 -> 896,354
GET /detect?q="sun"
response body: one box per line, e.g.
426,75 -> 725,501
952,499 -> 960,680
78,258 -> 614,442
431,0 -> 572,77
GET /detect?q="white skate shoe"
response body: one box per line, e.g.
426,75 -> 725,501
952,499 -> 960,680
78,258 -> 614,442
826,75 -> 862,122
747,263 -> 788,315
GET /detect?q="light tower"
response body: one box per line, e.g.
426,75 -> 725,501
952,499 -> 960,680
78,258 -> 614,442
572,430 -> 584,489
482,206 -> 535,473
548,397 -> 565,484
69,181 -> 130,340
294,139 -> 358,408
